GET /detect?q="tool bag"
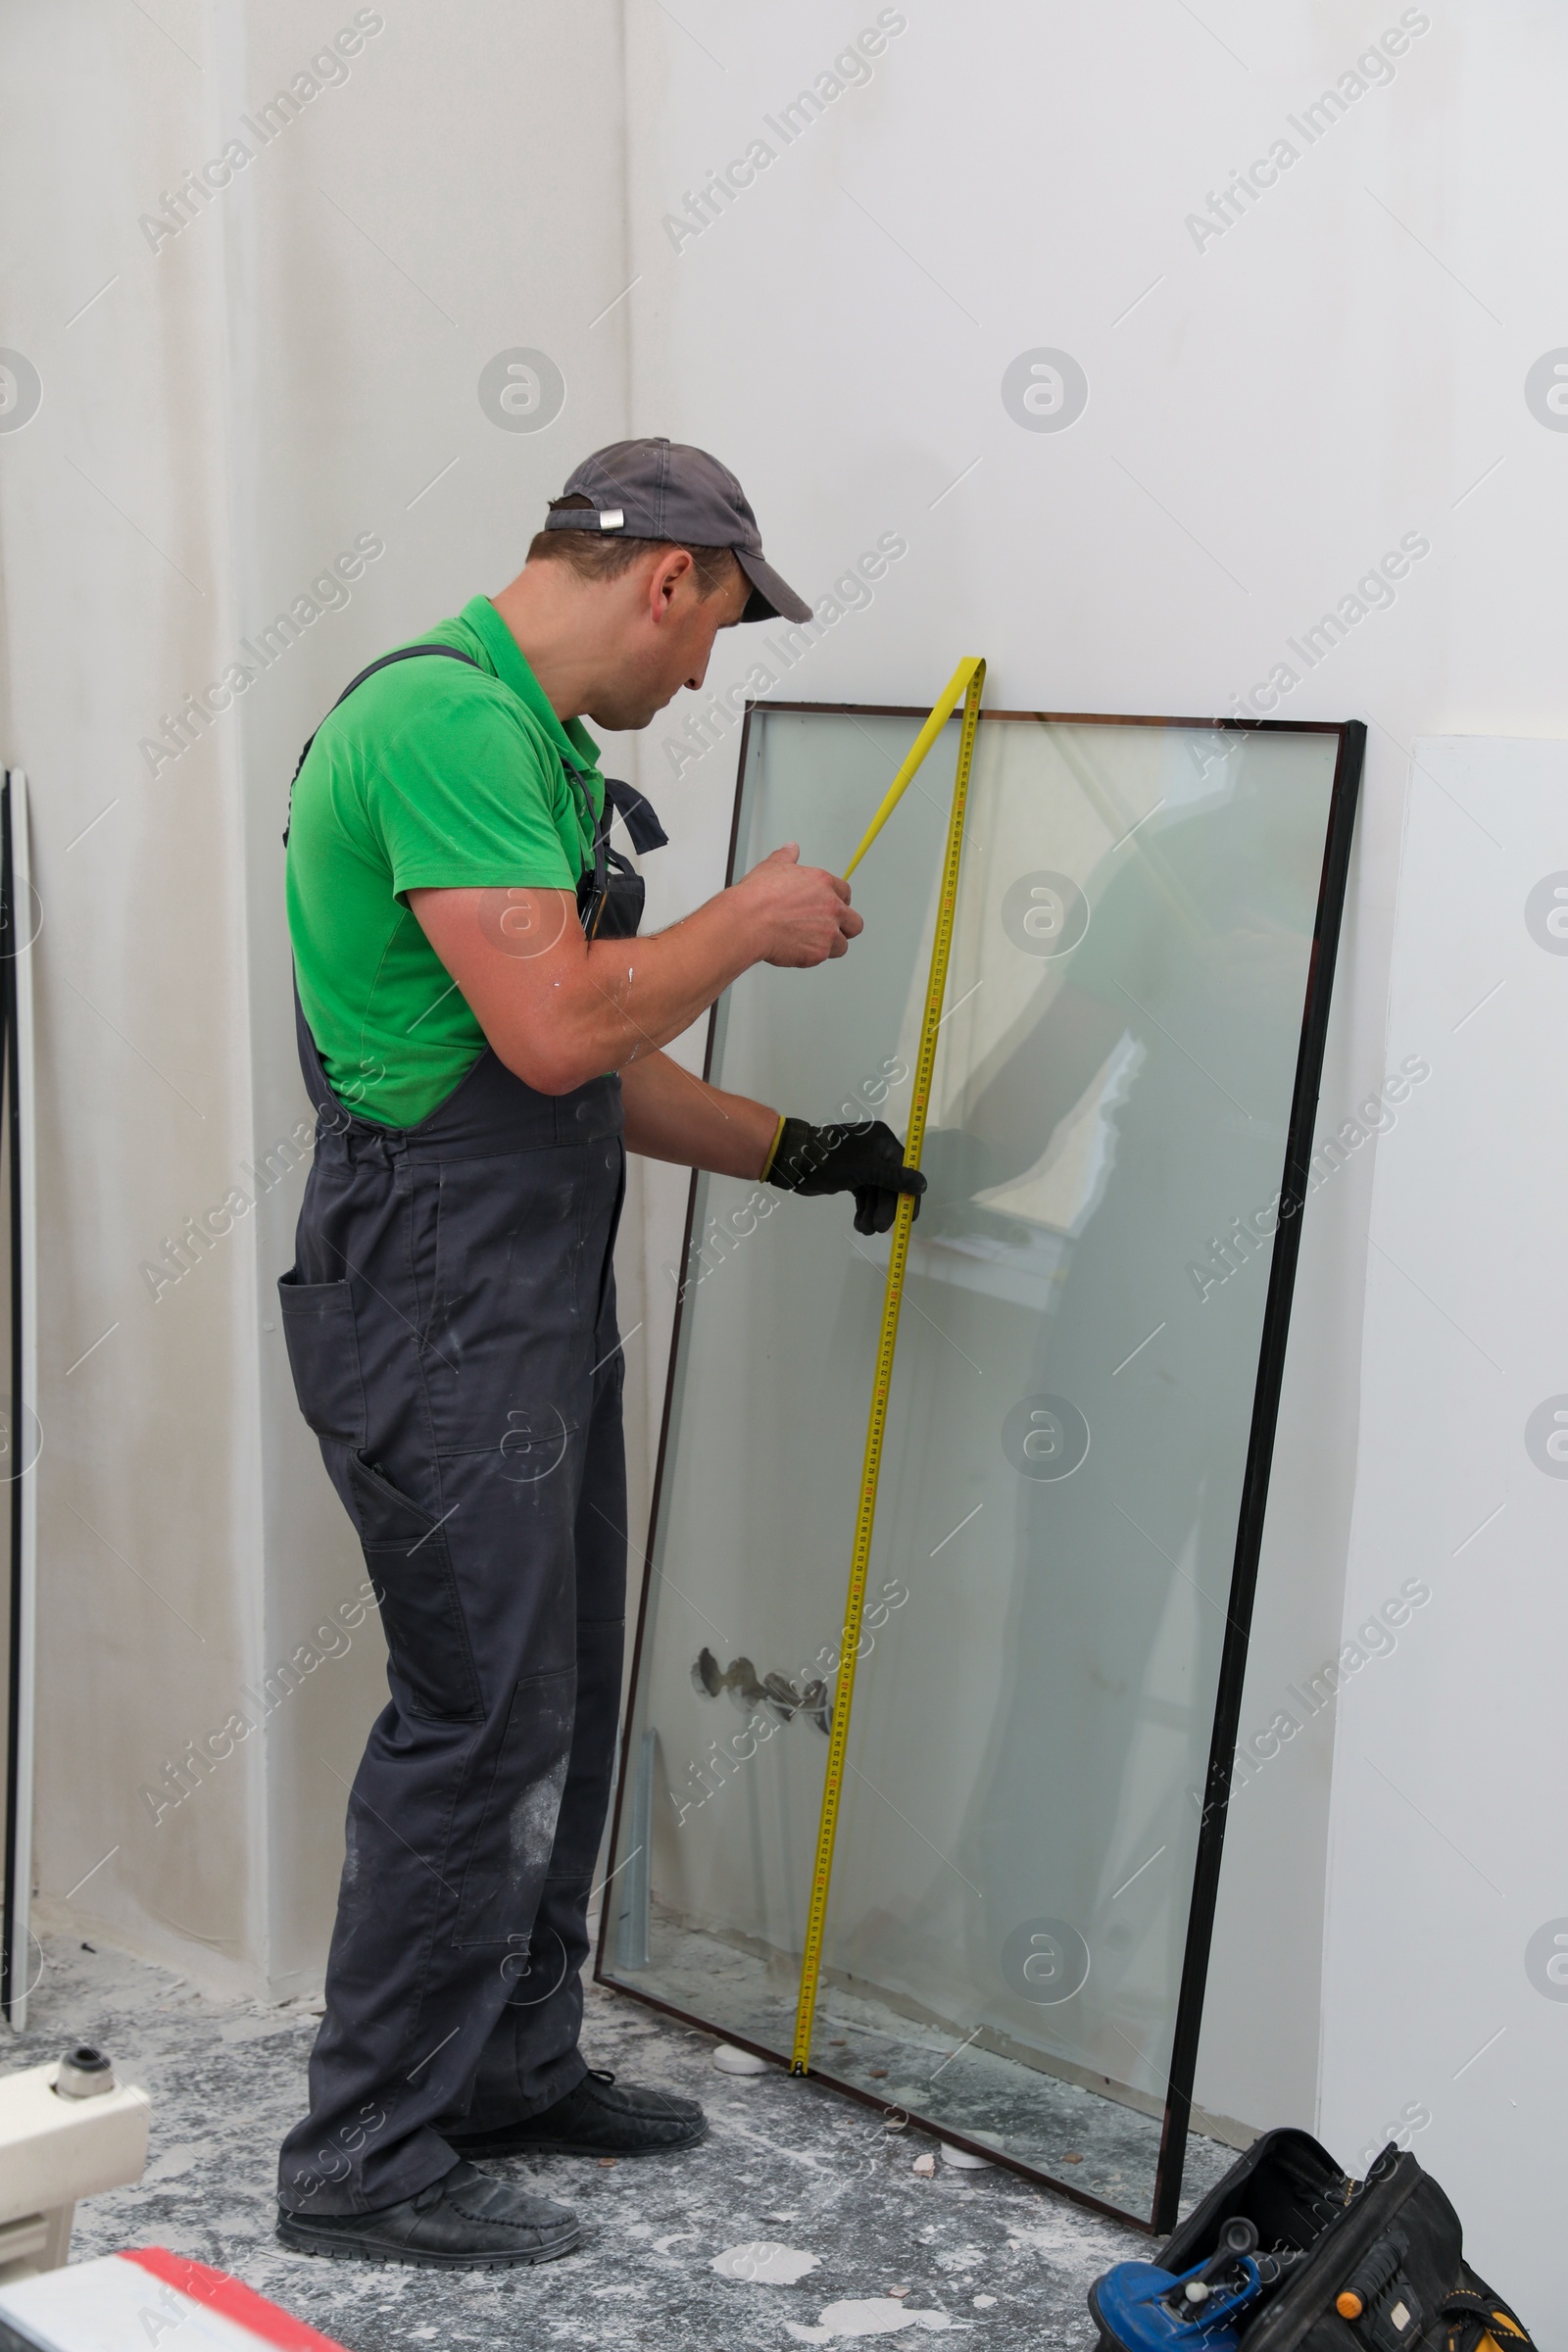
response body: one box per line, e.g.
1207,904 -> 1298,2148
1088,2129 -> 1536,2352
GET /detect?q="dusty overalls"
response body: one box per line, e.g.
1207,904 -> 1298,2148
275,649 -> 658,2213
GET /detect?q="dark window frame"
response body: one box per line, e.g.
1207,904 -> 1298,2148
595,704 -> 1366,2232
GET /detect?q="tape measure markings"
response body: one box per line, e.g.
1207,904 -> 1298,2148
789,655 -> 986,2077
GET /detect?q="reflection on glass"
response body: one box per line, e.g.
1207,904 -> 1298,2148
599,709 -> 1342,2226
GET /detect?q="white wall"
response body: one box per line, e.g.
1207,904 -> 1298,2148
0,0 -> 266,1995
612,0 -> 1568,2158
1321,740 -> 1568,2332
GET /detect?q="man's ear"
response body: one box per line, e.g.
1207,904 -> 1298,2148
649,545 -> 696,619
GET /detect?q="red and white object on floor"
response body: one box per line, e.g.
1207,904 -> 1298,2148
0,2248 -> 348,2352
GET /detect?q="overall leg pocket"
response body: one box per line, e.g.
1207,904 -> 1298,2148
278,1270 -> 368,1446
348,1454 -> 483,1725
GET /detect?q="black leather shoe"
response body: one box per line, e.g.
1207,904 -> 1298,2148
446,2067 -> 709,2160
275,2160 -> 580,2268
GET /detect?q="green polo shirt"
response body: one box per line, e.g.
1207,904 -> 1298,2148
286,596 -> 604,1128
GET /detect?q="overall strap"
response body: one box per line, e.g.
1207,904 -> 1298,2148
282,644 -> 483,847
601,775 -> 668,855
556,754 -> 670,942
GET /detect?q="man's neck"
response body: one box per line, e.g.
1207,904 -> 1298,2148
490,569 -> 607,721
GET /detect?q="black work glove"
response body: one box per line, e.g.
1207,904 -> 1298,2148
764,1116 -> 927,1237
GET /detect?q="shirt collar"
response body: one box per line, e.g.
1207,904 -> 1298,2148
461,595 -> 602,777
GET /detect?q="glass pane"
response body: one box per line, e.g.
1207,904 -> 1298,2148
600,708 -> 1343,2226
603,709 -> 955,2053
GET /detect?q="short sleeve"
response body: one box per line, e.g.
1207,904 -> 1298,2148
366,683 -> 584,899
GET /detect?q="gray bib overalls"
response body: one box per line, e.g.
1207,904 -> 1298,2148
276,651 -> 636,2213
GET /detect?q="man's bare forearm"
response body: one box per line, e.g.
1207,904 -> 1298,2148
410,884 -> 760,1096
410,848 -> 859,1099
620,1052 -> 779,1178
576,896 -> 762,1076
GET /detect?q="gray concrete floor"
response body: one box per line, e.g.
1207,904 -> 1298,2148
12,1933 -> 1152,2349
607,1920 -> 1238,2220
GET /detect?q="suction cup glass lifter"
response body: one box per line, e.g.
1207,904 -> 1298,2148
1090,2218 -> 1298,2352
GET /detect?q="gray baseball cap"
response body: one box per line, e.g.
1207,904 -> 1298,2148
544,437 -> 811,624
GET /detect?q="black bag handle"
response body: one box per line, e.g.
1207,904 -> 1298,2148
1440,2287 -> 1540,2352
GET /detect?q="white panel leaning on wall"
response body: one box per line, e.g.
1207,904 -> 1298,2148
1319,737 -> 1568,2341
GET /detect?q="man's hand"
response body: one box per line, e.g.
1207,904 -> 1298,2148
733,845 -> 862,967
764,1116 -> 927,1236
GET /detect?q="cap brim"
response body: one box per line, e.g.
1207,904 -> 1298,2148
734,547 -> 812,625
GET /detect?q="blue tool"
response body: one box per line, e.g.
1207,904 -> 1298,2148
1091,2218 -> 1285,2352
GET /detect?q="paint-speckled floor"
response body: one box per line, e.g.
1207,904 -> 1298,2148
12,1933 -> 1155,2349
603,1919 -> 1238,2221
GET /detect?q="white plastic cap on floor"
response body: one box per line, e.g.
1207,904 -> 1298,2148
0,2249 -> 346,2351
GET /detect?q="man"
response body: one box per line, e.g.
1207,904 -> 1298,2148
274,439 -> 924,2266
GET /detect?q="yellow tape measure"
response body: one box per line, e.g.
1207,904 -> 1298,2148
789,655 -> 987,2077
